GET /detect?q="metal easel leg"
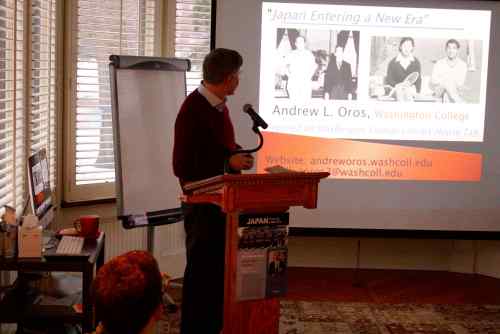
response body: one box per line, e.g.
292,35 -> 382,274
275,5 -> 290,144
147,225 -> 179,313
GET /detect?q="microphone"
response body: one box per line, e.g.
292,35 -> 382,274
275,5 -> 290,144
243,104 -> 268,130
233,104 -> 267,154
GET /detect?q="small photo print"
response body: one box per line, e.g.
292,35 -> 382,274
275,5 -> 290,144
274,28 -> 360,101
266,248 -> 288,297
238,226 -> 289,250
28,148 -> 52,216
32,163 -> 44,195
369,36 -> 483,103
238,227 -> 271,249
267,248 -> 287,276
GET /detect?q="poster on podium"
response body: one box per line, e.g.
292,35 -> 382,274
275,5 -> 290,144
236,213 -> 289,301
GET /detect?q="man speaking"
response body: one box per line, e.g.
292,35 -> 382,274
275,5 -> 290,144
173,48 -> 254,334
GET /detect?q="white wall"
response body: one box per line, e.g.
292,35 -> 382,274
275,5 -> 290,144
291,236 -> 500,276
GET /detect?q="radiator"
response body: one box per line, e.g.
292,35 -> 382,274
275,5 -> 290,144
100,220 -> 147,259
101,220 -> 186,278
55,210 -> 186,278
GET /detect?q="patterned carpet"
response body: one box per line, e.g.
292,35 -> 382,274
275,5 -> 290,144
280,301 -> 500,334
158,301 -> 500,334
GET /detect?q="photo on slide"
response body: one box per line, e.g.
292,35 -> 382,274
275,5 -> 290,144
369,36 -> 483,104
274,28 -> 360,101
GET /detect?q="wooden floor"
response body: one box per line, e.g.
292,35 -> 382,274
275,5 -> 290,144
287,268 -> 500,304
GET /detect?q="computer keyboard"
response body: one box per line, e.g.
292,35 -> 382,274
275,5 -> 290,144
56,236 -> 84,255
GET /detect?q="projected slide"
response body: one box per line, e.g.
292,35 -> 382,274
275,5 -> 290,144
258,2 -> 490,181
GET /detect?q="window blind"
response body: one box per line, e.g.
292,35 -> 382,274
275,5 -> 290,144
0,0 -> 25,214
31,0 -> 56,189
174,0 -> 211,93
72,0 -> 157,189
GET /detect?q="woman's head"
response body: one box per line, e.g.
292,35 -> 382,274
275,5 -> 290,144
399,37 -> 415,57
92,251 -> 163,334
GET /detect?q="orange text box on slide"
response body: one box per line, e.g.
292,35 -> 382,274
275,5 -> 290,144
257,132 -> 482,181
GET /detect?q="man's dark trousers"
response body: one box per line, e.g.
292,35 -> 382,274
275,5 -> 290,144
181,203 -> 226,334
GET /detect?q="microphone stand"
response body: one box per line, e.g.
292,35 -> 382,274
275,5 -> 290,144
225,123 -> 265,173
234,124 -> 264,154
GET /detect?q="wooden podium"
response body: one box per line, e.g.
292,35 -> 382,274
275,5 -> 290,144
183,172 -> 328,334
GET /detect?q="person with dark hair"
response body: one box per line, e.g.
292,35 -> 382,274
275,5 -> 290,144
173,48 -> 254,334
91,250 -> 164,334
430,39 -> 467,103
385,37 -> 422,99
324,45 -> 353,100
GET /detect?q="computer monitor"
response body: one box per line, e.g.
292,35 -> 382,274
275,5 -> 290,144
27,148 -> 54,228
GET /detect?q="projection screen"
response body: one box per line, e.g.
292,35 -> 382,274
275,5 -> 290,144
216,0 -> 500,232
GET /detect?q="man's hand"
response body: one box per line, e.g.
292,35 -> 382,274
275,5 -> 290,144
229,153 -> 254,171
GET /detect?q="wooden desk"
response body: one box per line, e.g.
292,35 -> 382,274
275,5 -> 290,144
0,232 -> 105,332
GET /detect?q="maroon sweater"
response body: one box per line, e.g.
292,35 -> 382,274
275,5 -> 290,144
173,89 -> 238,189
